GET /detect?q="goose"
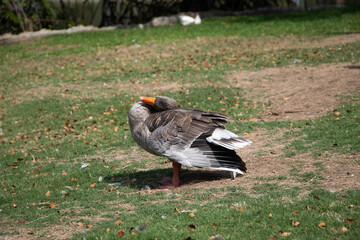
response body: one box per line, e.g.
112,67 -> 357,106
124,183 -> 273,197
128,96 -> 252,187
178,12 -> 201,26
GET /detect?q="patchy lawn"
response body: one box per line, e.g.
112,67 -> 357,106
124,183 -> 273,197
0,7 -> 359,240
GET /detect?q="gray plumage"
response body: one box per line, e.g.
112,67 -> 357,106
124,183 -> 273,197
128,96 -> 252,177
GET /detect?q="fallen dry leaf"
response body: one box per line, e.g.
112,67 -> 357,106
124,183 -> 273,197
90,182 -> 96,187
114,126 -> 119,132
344,219 -> 355,225
189,212 -> 195,218
18,220 -> 26,223
106,228 -> 110,233
318,221 -> 326,228
12,202 -> 17,208
188,224 -> 196,231
291,220 -> 300,227
114,220 -> 123,225
50,201 -> 55,209
77,222 -> 83,226
45,191 -> 50,197
341,226 -> 348,232
281,232 -> 291,237
117,230 -> 125,236
269,213 -> 273,217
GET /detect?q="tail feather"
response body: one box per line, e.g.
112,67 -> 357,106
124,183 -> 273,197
206,128 -> 252,150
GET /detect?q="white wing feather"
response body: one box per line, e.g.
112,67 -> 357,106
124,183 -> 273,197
206,128 -> 252,150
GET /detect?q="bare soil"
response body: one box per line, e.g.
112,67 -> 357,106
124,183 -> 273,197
162,61 -> 360,193
165,127 -> 360,195
229,63 -> 360,121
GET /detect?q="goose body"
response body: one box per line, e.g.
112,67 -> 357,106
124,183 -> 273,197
178,13 -> 201,26
128,96 -> 252,187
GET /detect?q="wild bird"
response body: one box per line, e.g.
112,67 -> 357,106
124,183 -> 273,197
128,96 -> 252,188
178,12 -> 201,26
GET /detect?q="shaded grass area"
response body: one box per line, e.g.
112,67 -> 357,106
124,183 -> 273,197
0,7 -> 360,239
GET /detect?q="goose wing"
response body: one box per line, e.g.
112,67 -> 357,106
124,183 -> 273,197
145,109 -> 250,172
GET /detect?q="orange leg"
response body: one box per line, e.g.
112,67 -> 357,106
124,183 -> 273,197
172,162 -> 182,187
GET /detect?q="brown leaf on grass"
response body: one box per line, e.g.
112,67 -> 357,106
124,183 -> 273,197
281,232 -> 291,237
344,219 -> 355,225
6,164 -> 19,169
212,222 -> 217,227
174,208 -> 179,212
86,224 -> 92,229
12,202 -> 17,208
188,224 -> 196,231
77,222 -> 83,226
114,220 -> 123,225
291,220 -> 300,227
269,213 -> 273,217
18,220 -> 26,223
318,222 -> 326,228
117,230 -> 125,236
188,212 -> 195,218
90,182 -> 96,187
62,170 -> 68,176
45,191 -> 50,197
239,207 -> 244,212
108,186 -> 115,191
341,226 -> 348,232
50,201 -> 55,208
292,211 -> 298,215
114,126 -> 119,132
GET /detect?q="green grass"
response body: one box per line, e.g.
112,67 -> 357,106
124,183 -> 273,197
285,102 -> 360,157
1,7 -> 360,239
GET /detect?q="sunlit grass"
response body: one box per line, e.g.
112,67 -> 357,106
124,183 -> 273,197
0,7 -> 360,239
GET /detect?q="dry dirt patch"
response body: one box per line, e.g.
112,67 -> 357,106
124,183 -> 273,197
229,63 -> 360,121
162,128 -> 359,194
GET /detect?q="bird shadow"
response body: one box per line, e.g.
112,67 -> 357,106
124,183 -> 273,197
104,168 -> 233,190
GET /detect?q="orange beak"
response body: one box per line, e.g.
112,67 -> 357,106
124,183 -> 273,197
140,96 -> 156,106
